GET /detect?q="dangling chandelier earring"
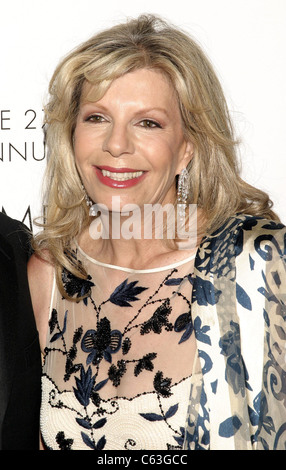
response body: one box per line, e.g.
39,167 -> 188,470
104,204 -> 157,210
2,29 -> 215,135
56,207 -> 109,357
81,184 -> 96,215
82,184 -> 92,207
177,168 -> 190,235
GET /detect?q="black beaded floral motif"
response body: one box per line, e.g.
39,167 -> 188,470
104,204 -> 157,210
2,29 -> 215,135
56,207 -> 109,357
108,360 -> 127,387
62,249 -> 95,303
62,268 -> 95,303
134,353 -> 157,377
140,300 -> 173,335
65,326 -> 83,381
154,371 -> 172,398
122,337 -> 132,355
56,431 -> 73,451
49,307 -> 58,334
81,318 -> 122,366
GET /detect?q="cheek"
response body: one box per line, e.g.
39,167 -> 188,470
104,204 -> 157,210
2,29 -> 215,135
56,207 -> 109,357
74,130 -> 86,155
73,138 -> 88,179
155,145 -> 182,176
74,123 -> 93,150
73,134 -> 92,169
147,136 -> 177,164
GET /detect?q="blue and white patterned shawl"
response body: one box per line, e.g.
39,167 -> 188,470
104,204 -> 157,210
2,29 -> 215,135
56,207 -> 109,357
184,214 -> 286,450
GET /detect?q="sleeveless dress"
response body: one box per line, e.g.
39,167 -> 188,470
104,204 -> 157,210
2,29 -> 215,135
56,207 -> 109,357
41,245 -> 196,450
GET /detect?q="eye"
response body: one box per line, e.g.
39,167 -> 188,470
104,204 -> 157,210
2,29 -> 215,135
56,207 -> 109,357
139,119 -> 162,129
84,114 -> 107,123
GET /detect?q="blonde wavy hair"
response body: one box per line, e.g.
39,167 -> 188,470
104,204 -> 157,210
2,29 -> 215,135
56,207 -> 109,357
33,14 -> 279,296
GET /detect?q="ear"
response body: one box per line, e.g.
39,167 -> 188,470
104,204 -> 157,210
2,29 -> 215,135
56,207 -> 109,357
176,141 -> 194,175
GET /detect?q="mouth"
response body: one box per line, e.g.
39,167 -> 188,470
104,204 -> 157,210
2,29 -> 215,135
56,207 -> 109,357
101,168 -> 144,181
94,166 -> 146,188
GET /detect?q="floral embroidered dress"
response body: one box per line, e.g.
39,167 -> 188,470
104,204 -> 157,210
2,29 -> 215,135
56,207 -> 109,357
41,215 -> 286,450
41,246 -> 197,450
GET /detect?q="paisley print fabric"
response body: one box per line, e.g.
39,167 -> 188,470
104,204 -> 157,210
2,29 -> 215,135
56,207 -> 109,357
184,215 -> 286,450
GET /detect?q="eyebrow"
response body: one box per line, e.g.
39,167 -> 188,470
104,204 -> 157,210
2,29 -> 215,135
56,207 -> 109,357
80,102 -> 172,119
135,107 -> 171,117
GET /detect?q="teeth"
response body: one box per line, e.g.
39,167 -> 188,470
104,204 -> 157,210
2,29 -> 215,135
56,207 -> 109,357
101,169 -> 143,181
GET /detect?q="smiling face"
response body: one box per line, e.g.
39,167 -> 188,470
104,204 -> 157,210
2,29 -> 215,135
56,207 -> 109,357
74,68 -> 192,211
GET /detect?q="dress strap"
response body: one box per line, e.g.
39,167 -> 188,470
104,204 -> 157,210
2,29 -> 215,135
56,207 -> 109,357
48,270 -> 56,321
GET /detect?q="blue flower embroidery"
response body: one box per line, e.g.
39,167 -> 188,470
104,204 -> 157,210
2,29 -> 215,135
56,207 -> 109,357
174,312 -> 193,344
73,365 -> 95,407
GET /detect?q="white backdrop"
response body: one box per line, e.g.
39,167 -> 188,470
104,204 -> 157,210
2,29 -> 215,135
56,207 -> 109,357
1,0 -> 285,231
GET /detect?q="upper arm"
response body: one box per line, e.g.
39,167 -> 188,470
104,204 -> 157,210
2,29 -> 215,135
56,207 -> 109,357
28,252 -> 54,352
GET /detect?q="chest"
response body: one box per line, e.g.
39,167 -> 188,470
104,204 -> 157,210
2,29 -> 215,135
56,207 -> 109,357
45,256 -> 196,400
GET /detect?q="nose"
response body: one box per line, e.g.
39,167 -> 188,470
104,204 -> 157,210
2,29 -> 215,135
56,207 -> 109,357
102,123 -> 134,157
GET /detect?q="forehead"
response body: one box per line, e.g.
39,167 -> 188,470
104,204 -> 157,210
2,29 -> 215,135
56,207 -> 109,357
81,68 -> 178,108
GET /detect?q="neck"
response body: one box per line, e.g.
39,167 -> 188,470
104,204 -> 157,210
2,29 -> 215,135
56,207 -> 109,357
86,214 -> 172,269
80,203 -> 200,269
81,223 -> 195,271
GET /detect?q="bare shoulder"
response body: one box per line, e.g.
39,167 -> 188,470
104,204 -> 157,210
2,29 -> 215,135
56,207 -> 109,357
28,251 -> 54,351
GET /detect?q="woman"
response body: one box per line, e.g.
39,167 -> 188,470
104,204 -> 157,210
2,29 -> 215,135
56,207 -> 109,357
28,15 -> 286,450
